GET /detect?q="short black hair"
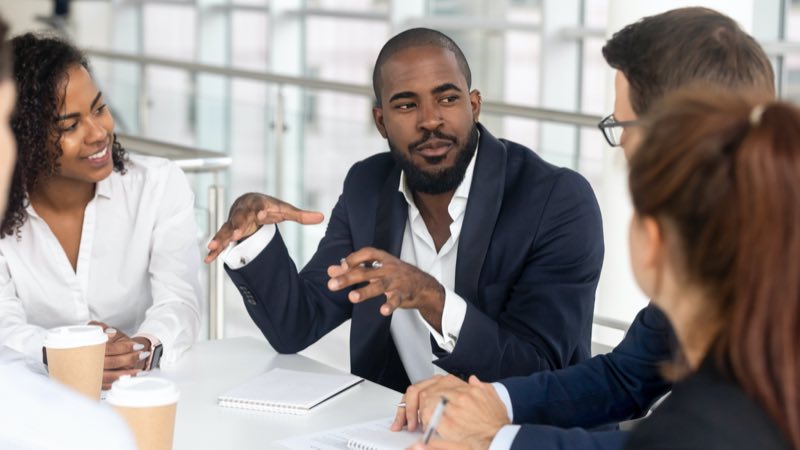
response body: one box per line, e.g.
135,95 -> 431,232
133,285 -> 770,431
372,27 -> 472,105
603,7 -> 775,115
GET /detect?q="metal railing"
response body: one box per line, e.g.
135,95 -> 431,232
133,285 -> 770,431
84,49 -> 604,128
117,133 -> 229,340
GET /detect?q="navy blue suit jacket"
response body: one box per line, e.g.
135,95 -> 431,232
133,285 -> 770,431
225,124 -> 604,392
500,303 -> 676,450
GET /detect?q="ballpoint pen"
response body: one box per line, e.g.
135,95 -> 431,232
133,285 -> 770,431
340,258 -> 383,269
422,396 -> 448,444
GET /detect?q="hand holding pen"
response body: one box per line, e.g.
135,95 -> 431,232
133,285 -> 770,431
394,375 -> 511,450
326,247 -> 446,331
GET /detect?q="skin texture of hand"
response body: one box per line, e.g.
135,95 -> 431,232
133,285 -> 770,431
88,321 -> 147,389
204,193 -> 324,263
393,374 -> 467,432
327,247 -> 446,331
395,375 -> 509,450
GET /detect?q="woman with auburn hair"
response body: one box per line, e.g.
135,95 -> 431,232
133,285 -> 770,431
0,33 -> 201,389
624,88 -> 799,450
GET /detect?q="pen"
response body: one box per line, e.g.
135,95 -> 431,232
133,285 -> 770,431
422,396 -> 448,444
340,258 -> 383,269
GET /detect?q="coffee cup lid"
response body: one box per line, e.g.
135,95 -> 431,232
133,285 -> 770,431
43,325 -> 108,349
106,375 -> 180,407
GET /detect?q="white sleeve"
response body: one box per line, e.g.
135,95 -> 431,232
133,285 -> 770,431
0,364 -> 137,450
488,425 -> 522,450
492,382 -> 515,421
420,287 -> 467,353
0,249 -> 48,362
138,163 -> 203,365
220,224 -> 277,269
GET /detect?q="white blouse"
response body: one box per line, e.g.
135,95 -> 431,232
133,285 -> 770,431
0,155 -> 202,365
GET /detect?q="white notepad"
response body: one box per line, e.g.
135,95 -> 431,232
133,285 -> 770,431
276,417 -> 423,450
346,426 -> 421,450
218,368 -> 363,415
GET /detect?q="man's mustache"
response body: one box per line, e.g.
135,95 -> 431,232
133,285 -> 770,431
408,130 -> 458,152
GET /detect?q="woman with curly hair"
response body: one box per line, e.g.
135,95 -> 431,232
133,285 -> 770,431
0,33 -> 201,389
0,20 -> 137,450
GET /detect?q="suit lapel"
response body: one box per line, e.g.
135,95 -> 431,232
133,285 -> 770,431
373,164 -> 407,257
455,124 -> 507,304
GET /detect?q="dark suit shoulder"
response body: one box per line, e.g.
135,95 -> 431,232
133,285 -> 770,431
342,152 -> 395,192
625,361 -> 790,450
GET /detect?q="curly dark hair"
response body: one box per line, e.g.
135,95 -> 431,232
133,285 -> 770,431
1,33 -> 128,238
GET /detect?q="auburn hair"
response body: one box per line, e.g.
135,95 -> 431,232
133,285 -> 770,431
629,88 -> 800,448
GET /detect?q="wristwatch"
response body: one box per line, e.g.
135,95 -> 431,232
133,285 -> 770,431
149,343 -> 163,370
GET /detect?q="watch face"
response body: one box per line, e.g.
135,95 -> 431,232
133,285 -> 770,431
151,344 -> 163,369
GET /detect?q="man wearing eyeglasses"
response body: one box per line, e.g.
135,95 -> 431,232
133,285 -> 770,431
398,7 -> 776,450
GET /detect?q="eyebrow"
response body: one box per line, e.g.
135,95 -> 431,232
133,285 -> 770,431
431,83 -> 462,95
388,91 -> 416,103
387,83 -> 463,104
57,91 -> 103,121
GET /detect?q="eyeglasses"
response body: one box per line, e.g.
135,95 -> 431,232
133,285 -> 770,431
597,114 -> 639,147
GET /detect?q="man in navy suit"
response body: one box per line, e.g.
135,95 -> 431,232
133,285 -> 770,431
398,7 -> 777,450
205,28 -> 604,393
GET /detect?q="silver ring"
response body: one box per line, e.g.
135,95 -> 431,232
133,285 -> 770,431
369,261 -> 383,269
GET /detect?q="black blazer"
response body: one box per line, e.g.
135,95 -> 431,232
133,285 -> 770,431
501,304 -> 675,450
225,124 -> 604,392
625,357 -> 791,450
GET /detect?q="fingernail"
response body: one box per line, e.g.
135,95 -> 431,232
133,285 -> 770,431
132,343 -> 145,351
329,279 -> 339,290
104,328 -> 117,335
350,292 -> 360,301
138,351 -> 151,361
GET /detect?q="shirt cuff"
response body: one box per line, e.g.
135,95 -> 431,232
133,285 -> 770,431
489,425 -> 521,450
221,224 -> 276,269
420,288 -> 467,353
492,382 -> 514,422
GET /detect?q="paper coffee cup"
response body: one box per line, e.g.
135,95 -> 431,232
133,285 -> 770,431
107,376 -> 180,450
44,325 -> 107,400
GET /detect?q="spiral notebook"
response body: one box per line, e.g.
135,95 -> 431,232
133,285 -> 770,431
276,417 -> 422,450
218,368 -> 363,415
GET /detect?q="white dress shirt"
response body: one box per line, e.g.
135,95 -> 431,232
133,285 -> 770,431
489,382 -> 521,450
224,143 -> 478,383
0,346 -> 137,450
0,155 -> 202,365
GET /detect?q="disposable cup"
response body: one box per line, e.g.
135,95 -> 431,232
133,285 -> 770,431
44,325 -> 107,400
107,375 -> 180,450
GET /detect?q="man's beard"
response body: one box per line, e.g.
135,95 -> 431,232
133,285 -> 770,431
389,125 -> 479,195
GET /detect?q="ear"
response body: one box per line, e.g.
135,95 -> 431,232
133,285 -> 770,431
641,216 -> 665,269
469,89 -> 481,123
372,106 -> 388,139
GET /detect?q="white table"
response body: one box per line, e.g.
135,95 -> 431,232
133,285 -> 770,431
155,337 -> 402,450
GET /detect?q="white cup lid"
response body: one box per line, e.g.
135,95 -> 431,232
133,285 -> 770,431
106,376 -> 180,407
43,325 -> 108,349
